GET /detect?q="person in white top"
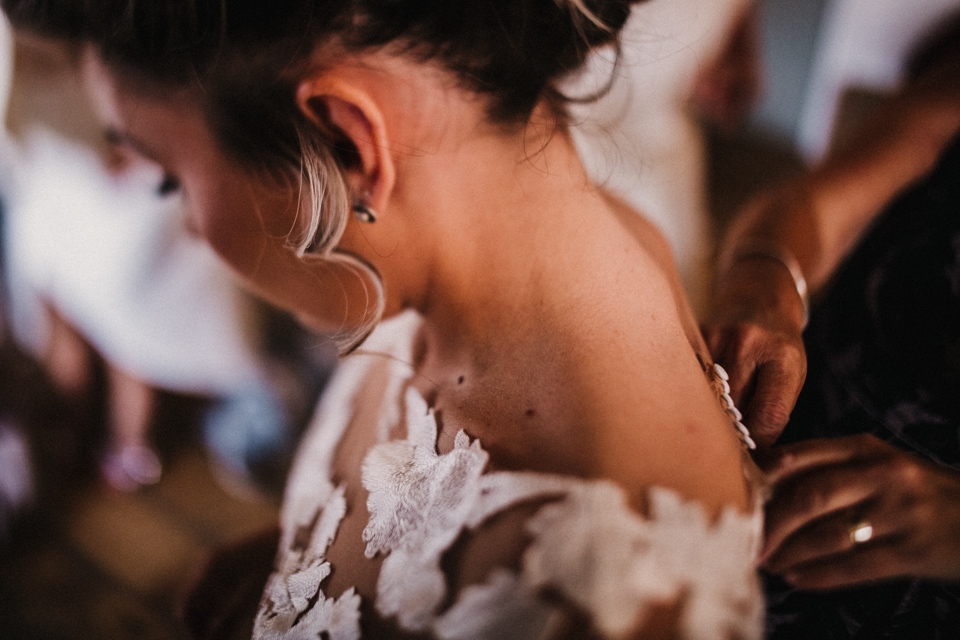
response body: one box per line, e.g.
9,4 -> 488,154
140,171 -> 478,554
570,0 -> 756,315
0,27 -> 327,492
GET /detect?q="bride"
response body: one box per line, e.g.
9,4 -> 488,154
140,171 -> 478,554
4,0 -> 764,637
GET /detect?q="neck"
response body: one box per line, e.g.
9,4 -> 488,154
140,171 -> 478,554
394,119 -> 624,363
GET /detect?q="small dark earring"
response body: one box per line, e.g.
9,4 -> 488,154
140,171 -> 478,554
352,203 -> 377,224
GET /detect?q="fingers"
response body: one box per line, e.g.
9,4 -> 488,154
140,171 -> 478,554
743,356 -> 804,448
762,458 -> 886,562
781,538 -> 916,590
703,321 -> 805,448
762,437 -> 960,587
762,466 -> 915,591
703,324 -> 763,415
763,501 -> 890,573
760,434 -> 889,484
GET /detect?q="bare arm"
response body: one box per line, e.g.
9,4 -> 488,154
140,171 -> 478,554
704,57 -> 960,447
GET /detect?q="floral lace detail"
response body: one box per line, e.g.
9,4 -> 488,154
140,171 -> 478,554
255,486 -> 361,640
362,388 -> 580,631
362,392 -> 490,630
253,313 -> 421,640
362,390 -> 762,639
523,484 -> 763,639
254,312 -> 764,639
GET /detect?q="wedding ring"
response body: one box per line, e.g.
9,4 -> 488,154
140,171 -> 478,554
849,521 -> 874,544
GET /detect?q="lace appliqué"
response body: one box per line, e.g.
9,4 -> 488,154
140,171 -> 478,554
522,484 -> 763,639
362,388 -> 763,639
254,313 -> 423,640
255,312 -> 764,639
256,485 -> 362,640
362,392 -> 489,630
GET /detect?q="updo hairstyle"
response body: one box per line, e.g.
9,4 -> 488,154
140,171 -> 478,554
3,0 -> 645,350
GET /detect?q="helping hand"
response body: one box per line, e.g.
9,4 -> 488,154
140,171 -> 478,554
703,259 -> 807,448
759,434 -> 960,589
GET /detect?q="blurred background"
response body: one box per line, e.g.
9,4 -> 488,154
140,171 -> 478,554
0,0 -> 957,637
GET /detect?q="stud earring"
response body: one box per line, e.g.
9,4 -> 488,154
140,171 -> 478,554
352,203 -> 377,224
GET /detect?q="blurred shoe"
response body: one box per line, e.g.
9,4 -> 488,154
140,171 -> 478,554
100,443 -> 162,492
0,420 -> 34,536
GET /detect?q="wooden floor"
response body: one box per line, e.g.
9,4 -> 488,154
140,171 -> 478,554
0,407 -> 280,640
0,128 -> 804,640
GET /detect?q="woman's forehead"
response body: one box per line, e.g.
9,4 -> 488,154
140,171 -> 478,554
82,50 -> 207,148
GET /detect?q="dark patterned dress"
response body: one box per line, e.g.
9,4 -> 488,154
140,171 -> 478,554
767,132 -> 960,639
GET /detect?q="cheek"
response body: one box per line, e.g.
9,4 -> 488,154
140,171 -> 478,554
187,172 -> 303,279
181,171 -> 369,332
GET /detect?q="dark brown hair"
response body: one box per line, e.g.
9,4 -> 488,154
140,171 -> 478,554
2,0 -> 645,351
4,0 -> 643,160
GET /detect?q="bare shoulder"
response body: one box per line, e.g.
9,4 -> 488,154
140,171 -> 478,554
554,195 -> 751,517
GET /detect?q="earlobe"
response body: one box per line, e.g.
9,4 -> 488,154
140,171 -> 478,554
295,75 -> 395,215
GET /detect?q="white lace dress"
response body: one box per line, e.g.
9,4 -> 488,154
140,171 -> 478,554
253,312 -> 764,640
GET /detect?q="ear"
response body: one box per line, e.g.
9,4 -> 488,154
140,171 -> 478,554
295,74 -> 396,215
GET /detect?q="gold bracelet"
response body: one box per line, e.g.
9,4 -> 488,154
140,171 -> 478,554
726,242 -> 810,329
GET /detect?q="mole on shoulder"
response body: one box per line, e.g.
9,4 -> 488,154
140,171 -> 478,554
458,375 -> 465,385
525,408 -> 536,418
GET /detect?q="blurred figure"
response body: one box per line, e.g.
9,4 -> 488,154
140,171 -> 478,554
568,0 -> 759,315
0,11 -> 34,535
1,32 -> 332,494
794,0 -> 960,162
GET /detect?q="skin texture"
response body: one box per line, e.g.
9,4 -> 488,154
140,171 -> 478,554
704,49 -> 960,589
84,42 -> 753,637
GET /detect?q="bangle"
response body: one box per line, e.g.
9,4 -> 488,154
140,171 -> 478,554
726,242 -> 810,329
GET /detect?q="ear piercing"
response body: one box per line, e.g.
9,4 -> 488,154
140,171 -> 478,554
353,203 -> 377,223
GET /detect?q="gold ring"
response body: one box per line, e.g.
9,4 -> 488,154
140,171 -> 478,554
849,521 -> 874,544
